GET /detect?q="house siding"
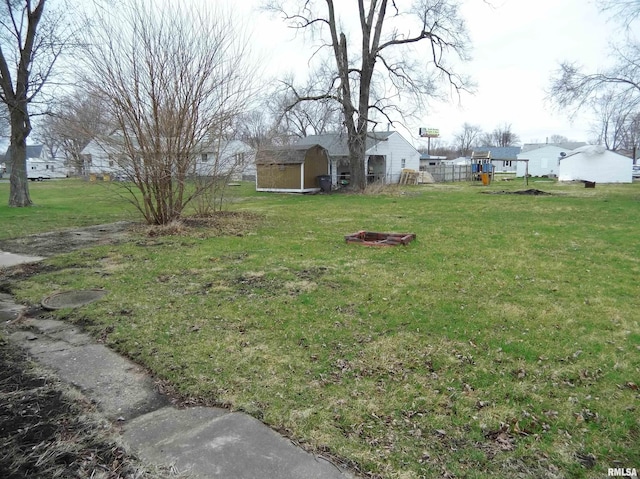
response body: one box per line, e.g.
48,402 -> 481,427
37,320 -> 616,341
374,133 -> 420,183
517,145 -> 567,177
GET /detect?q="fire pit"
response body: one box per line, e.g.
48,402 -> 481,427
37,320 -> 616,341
345,231 -> 416,246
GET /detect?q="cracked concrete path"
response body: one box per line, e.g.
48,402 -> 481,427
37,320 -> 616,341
1,293 -> 355,479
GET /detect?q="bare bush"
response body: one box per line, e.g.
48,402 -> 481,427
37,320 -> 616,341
80,0 -> 256,224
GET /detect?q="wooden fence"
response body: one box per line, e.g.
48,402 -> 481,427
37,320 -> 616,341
423,165 -> 472,183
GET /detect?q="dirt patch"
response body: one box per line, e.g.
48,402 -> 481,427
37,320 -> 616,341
0,336 -> 180,479
0,221 -> 134,257
482,189 -> 552,196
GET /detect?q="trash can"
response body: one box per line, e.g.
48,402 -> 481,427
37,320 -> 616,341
317,175 -> 332,192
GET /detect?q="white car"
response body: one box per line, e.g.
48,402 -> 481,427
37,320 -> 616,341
633,165 -> 640,178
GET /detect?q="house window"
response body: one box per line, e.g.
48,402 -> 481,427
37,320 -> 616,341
503,160 -> 512,167
201,153 -> 208,162
401,159 -> 406,169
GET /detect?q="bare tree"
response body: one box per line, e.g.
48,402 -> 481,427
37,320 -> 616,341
549,3 -> 640,127
549,134 -> 569,144
36,88 -> 112,174
266,0 -> 470,190
481,123 -> 520,147
0,0 -> 68,206
453,122 -> 482,156
589,92 -> 632,151
0,103 -> 8,138
80,0 -> 256,224
600,0 -> 640,28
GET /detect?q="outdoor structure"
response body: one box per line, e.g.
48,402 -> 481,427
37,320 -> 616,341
295,131 -> 420,186
193,139 -> 256,181
80,134 -> 255,181
419,153 -> 447,170
345,231 -> 416,247
477,146 -> 521,173
471,150 -> 494,183
516,145 -> 571,177
521,141 -> 587,153
255,144 -> 329,193
3,144 -> 67,179
79,136 -> 124,178
558,145 -> 633,183
424,158 -> 472,182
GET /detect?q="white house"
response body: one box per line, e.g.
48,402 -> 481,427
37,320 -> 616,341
194,139 -> 256,181
516,145 -> 572,178
80,136 -> 124,177
80,134 -> 255,180
295,131 -> 421,185
558,145 -> 632,183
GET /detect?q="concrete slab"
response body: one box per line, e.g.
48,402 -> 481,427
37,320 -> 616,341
13,335 -> 168,421
20,317 -> 93,345
0,292 -> 26,321
0,250 -> 44,267
2,291 -> 357,479
123,406 -> 353,479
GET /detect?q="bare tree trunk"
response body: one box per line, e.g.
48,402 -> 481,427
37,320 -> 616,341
8,109 -> 32,207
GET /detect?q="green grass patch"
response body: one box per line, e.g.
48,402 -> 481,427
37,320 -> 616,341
7,179 -> 640,478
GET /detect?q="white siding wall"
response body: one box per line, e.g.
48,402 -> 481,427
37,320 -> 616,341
367,133 -> 420,183
517,146 -> 567,177
194,140 -> 255,180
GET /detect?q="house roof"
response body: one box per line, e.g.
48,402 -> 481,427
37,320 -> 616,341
4,144 -> 43,160
255,143 -> 325,165
295,131 -> 395,157
475,146 -> 522,160
522,142 -> 587,153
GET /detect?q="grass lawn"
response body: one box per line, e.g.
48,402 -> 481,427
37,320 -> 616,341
3,178 -> 640,478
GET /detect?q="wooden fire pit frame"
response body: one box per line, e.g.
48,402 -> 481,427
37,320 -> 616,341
344,231 -> 416,247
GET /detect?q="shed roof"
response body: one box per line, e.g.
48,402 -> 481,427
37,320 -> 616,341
255,144 -> 324,165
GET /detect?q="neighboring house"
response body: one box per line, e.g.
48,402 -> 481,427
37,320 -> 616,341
80,134 -> 255,180
476,146 -> 521,173
255,144 -> 329,193
419,153 -> 447,170
80,136 -> 127,177
194,139 -> 256,181
516,145 -> 572,177
295,131 -> 421,186
521,142 -> 587,153
558,145 -> 632,183
4,144 -> 67,179
444,157 -> 471,166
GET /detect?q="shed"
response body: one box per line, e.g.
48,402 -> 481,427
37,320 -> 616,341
255,144 -> 329,193
558,145 -> 632,183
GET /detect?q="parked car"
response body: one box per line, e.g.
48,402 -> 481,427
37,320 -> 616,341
633,165 -> 640,178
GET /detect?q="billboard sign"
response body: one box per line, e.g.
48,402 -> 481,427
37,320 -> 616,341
419,127 -> 439,138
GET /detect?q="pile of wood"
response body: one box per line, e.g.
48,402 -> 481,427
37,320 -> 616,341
399,169 -> 420,185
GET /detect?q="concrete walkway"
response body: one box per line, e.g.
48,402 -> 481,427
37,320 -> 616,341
0,254 -> 356,479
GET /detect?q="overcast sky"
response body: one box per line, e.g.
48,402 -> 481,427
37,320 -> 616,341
238,0 -> 627,148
